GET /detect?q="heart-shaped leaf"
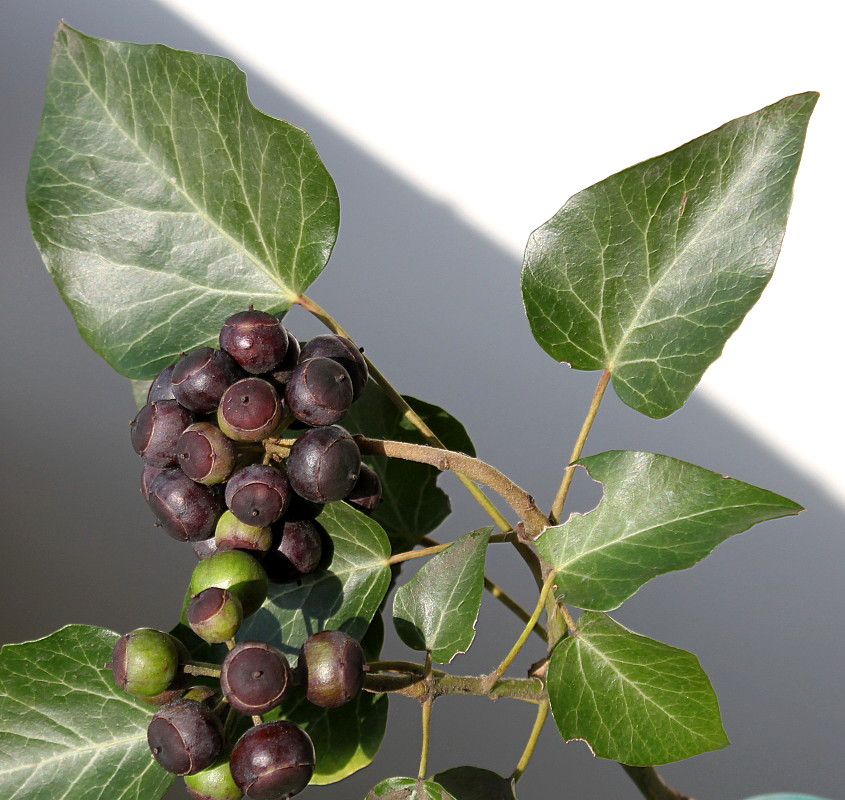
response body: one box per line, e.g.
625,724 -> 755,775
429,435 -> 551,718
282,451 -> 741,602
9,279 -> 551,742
366,777 -> 457,800
433,767 -> 517,800
27,24 -> 339,379
536,450 -> 802,611
522,93 -> 817,417
0,625 -> 173,800
393,528 -> 491,663
547,612 -> 728,765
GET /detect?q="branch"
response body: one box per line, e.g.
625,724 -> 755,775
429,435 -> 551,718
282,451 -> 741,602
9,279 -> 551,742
364,672 -> 546,704
620,765 -> 695,800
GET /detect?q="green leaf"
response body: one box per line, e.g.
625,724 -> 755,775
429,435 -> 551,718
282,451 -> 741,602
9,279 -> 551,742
547,612 -> 728,765
27,24 -> 338,379
344,381 -> 476,551
266,690 -> 388,785
0,625 -> 173,800
433,767 -> 517,800
536,450 -> 802,611
366,777 -> 457,800
521,92 -> 818,417
130,379 -> 151,410
393,528 -> 491,663
241,501 -> 391,655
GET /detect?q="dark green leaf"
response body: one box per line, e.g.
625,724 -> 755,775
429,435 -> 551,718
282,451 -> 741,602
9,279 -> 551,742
536,450 -> 802,611
393,528 -> 491,663
433,767 -> 517,800
522,93 -> 817,417
366,777 -> 456,800
27,24 -> 338,379
547,612 -> 728,765
0,625 -> 173,800
241,501 -> 391,656
344,381 -> 475,550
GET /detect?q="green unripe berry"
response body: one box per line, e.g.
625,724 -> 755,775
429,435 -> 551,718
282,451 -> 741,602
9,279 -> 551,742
111,628 -> 180,697
187,587 -> 244,643
189,550 -> 268,617
214,511 -> 272,554
184,756 -> 244,800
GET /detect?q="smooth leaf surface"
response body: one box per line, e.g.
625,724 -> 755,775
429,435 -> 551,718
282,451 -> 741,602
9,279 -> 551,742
393,528 -> 491,663
27,24 -> 338,379
366,777 -> 456,800
344,382 -> 476,551
241,502 -> 391,656
522,92 -> 817,417
433,767 -> 517,800
536,450 -> 802,611
548,612 -> 728,765
0,625 -> 173,800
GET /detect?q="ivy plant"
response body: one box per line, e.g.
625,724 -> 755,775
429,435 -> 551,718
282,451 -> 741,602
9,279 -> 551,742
1,21 -> 821,800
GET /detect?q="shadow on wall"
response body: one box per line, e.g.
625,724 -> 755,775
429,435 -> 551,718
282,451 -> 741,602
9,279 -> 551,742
0,2 -> 842,798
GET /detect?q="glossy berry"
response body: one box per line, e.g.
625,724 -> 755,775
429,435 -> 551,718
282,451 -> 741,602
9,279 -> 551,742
344,463 -> 382,514
285,357 -> 353,427
146,470 -> 224,542
147,362 -> 178,403
187,587 -> 244,643
215,511 -> 272,554
147,699 -> 223,776
189,550 -> 268,617
263,330 -> 301,388
217,378 -> 283,442
298,630 -> 365,708
225,465 -> 291,527
111,628 -> 180,697
184,756 -> 244,800
220,310 -> 289,374
141,464 -> 167,501
264,519 -> 323,582
286,425 -> 361,502
172,348 -> 241,413
177,423 -> 237,485
192,536 -> 219,560
299,334 -> 368,400
230,721 -> 315,800
131,401 -> 195,467
221,641 -> 292,715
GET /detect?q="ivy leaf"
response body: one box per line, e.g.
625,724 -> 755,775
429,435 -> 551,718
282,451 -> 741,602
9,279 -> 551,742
27,24 -> 338,379
393,527 -> 491,663
241,502 -> 391,656
536,450 -> 802,611
366,777 -> 457,800
433,767 -> 517,800
344,381 -> 476,551
547,612 -> 728,765
522,92 -> 817,417
0,625 -> 173,800
266,690 -> 388,785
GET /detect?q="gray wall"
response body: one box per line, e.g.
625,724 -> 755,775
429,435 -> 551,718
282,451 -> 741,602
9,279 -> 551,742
1,2 -> 841,797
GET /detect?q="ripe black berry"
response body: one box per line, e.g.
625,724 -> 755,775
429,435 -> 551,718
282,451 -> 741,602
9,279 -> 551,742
230,721 -> 315,800
217,378 -> 283,442
111,628 -> 180,697
177,422 -> 237,485
172,348 -> 241,413
299,334 -> 368,400
220,641 -> 292,715
215,511 -> 272,554
187,586 -> 243,643
298,630 -> 365,708
146,470 -> 224,542
141,464 -> 166,501
147,698 -> 223,776
225,465 -> 291,527
285,357 -> 353,427
147,362 -> 178,403
264,519 -> 323,582
131,400 -> 195,467
220,309 -> 289,374
189,550 -> 268,617
344,463 -> 382,514
286,425 -> 361,503
263,330 -> 301,388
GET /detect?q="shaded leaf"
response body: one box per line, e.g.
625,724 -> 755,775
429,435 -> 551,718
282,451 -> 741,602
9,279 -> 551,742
393,528 -> 491,663
547,612 -> 728,765
0,625 -> 173,800
27,24 -> 338,379
366,777 -> 456,800
536,450 -> 802,611
522,93 -> 818,417
434,767 -> 517,800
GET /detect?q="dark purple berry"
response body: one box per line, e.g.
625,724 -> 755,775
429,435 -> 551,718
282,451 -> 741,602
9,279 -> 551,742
264,519 -> 323,582
187,587 -> 243,643
189,550 -> 268,617
172,348 -> 241,413
344,463 -> 382,514
217,378 -> 283,442
285,357 -> 353,426
147,699 -> 223,776
298,630 -> 365,708
192,536 -> 220,560
300,334 -> 368,400
141,465 -> 167,501
147,362 -> 178,403
286,426 -> 361,503
215,511 -> 272,554
263,331 -> 301,388
221,642 -> 292,715
131,401 -> 195,467
111,628 -> 180,697
146,470 -> 224,542
230,721 -> 314,800
177,422 -> 237,485
220,310 -> 289,374
225,465 -> 291,527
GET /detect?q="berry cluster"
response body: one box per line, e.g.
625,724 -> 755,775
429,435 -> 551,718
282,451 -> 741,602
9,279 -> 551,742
118,309 -> 380,799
